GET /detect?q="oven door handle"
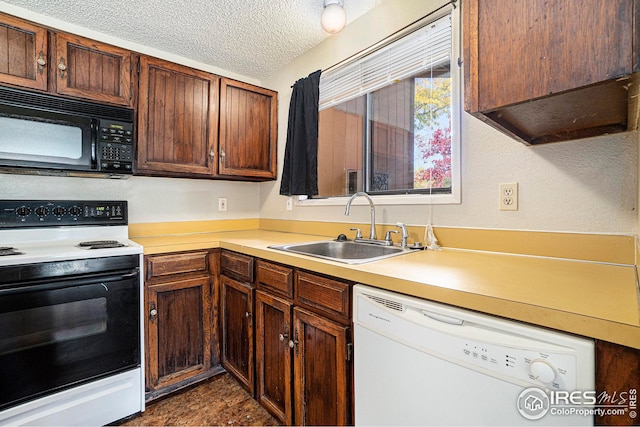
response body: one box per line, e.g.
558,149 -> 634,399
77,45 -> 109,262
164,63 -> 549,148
0,270 -> 139,296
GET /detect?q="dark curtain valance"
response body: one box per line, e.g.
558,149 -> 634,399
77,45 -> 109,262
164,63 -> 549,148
279,70 -> 322,196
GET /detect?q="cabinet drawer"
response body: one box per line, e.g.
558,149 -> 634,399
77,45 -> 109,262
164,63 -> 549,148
146,251 -> 209,280
221,250 -> 254,283
295,271 -> 350,322
256,260 -> 293,298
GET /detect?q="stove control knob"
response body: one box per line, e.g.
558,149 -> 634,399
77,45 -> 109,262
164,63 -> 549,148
16,206 -> 31,217
69,206 -> 83,217
53,206 -> 66,218
35,206 -> 49,218
530,359 -> 556,384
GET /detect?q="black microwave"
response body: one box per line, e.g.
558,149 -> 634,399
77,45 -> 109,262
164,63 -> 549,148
0,86 -> 134,178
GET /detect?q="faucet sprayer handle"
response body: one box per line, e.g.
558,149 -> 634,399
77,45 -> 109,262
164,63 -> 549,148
395,223 -> 409,247
395,222 -> 409,236
349,227 -> 362,239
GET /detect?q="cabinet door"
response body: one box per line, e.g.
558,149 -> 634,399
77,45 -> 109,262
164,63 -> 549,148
465,0 -> 635,112
137,56 -> 219,177
219,78 -> 277,180
0,13 -> 47,91
146,276 -> 212,390
595,340 -> 640,426
220,275 -> 254,394
54,33 -> 132,106
293,307 -> 351,426
255,291 -> 293,425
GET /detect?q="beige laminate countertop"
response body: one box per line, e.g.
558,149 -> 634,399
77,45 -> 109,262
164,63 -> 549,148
132,229 -> 640,350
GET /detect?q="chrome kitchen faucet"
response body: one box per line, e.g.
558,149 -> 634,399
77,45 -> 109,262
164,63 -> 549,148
344,191 -> 377,240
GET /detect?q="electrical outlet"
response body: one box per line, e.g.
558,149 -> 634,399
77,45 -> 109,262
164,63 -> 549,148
499,183 -> 518,211
286,197 -> 293,211
218,197 -> 227,212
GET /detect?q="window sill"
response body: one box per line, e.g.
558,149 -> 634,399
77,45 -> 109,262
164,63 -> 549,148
295,192 -> 460,207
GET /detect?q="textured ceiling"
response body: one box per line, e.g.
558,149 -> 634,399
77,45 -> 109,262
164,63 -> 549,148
1,0 -> 382,80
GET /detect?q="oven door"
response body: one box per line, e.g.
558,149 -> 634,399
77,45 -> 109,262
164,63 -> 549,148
0,262 -> 140,411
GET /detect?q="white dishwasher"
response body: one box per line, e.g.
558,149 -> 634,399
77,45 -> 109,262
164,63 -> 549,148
353,285 -> 595,426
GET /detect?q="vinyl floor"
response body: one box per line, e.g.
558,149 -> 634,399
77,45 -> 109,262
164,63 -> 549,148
119,373 -> 280,426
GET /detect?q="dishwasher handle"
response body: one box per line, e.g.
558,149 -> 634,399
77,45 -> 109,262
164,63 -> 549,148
422,310 -> 464,326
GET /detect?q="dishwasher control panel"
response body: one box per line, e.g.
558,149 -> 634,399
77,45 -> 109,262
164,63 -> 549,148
354,286 -> 595,392
458,335 -> 577,390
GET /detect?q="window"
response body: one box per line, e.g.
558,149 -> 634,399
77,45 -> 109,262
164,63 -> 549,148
311,7 -> 460,205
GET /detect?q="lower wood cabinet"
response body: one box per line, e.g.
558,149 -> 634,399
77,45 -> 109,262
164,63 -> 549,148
144,250 -> 221,400
292,306 -> 351,426
595,340 -> 640,426
254,262 -> 352,426
255,290 -> 293,424
153,248 -> 640,427
220,274 -> 255,394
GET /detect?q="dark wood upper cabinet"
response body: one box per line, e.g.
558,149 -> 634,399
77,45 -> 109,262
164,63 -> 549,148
136,56 -> 219,177
54,33 -> 133,106
219,78 -> 278,180
0,11 -> 277,181
0,13 -> 48,91
464,0 -> 640,144
0,13 -> 134,105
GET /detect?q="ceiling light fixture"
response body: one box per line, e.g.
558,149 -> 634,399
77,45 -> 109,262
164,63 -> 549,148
321,0 -> 347,34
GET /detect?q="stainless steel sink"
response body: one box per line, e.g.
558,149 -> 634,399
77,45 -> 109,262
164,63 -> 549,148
268,240 -> 413,264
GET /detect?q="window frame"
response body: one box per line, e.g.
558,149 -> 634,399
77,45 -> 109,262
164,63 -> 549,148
297,4 -> 461,207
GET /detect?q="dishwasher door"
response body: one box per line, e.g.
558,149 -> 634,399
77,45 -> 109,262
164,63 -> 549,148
353,285 -> 595,426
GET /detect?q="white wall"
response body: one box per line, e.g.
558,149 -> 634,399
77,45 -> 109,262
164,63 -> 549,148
260,0 -> 639,235
0,174 -> 260,224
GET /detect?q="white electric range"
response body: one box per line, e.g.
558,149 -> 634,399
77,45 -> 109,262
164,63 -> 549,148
0,200 -> 145,426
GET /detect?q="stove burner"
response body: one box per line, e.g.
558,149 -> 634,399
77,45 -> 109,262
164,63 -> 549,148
0,247 -> 24,256
77,240 -> 127,250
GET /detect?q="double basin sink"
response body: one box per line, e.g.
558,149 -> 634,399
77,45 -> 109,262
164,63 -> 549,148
269,240 -> 414,264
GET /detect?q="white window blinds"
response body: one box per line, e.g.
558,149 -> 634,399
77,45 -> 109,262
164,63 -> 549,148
319,13 -> 452,111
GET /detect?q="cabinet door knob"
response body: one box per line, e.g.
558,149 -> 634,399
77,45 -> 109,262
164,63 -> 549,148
279,332 -> 289,342
209,148 -> 215,160
37,51 -> 46,74
245,311 -> 251,318
58,57 -> 67,79
289,329 -> 300,355
149,302 -> 157,323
